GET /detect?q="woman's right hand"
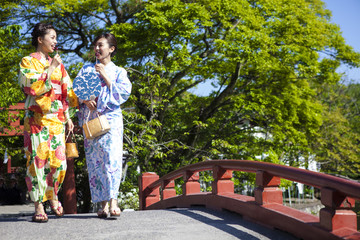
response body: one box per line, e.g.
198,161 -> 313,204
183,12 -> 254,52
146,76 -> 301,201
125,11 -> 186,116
84,100 -> 97,111
50,54 -> 62,69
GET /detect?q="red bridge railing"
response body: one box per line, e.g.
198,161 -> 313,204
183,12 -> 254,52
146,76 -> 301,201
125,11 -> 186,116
139,160 -> 360,240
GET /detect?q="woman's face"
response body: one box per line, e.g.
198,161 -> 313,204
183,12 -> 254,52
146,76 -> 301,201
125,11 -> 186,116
94,38 -> 114,61
38,29 -> 57,53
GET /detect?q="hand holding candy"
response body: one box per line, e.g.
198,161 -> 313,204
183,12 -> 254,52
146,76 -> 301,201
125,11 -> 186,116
94,61 -> 112,88
51,45 -> 62,69
94,63 -> 106,78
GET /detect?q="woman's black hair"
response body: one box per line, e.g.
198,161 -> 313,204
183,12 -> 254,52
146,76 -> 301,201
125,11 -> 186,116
93,33 -> 117,57
31,23 -> 56,48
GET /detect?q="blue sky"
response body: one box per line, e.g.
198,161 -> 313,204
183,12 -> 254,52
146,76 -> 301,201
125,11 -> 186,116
192,0 -> 360,95
323,0 -> 360,83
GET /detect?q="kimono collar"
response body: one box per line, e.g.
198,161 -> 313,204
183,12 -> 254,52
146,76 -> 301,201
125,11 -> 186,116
30,52 -> 52,66
94,61 -> 115,69
106,61 -> 115,68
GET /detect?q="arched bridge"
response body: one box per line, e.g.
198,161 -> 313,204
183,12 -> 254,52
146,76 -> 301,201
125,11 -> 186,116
139,160 -> 360,240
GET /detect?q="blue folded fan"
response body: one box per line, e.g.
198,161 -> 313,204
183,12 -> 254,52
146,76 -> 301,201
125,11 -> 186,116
73,65 -> 102,100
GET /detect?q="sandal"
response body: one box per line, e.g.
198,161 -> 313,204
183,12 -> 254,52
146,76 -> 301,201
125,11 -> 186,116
97,208 -> 109,218
50,201 -> 64,217
32,213 -> 48,223
97,201 -> 109,218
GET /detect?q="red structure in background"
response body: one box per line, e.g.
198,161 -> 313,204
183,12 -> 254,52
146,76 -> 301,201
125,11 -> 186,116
139,160 -> 360,240
0,103 -> 25,174
0,103 -> 77,214
0,103 -> 25,137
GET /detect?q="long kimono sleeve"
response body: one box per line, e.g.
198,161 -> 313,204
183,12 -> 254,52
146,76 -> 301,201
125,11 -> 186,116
18,56 -> 52,96
97,67 -> 132,112
60,64 -> 79,121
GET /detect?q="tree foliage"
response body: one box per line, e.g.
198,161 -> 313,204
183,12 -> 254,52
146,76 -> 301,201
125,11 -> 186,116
0,1 -> 28,162
314,82 -> 360,179
1,0 -> 360,183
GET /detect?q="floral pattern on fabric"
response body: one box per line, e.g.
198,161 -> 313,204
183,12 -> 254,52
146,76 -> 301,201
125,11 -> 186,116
18,52 -> 78,202
76,62 -> 131,202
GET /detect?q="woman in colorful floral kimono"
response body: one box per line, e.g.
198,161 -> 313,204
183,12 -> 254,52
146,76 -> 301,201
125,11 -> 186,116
18,23 -> 78,222
75,33 -> 131,218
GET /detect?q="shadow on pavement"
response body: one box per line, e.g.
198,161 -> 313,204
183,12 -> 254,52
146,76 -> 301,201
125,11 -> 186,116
168,206 -> 299,240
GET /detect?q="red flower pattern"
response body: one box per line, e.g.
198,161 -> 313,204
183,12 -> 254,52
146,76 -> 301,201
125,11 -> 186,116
46,172 -> 54,187
55,145 -> 66,161
25,177 -> 33,192
35,156 -> 47,169
29,117 -> 43,134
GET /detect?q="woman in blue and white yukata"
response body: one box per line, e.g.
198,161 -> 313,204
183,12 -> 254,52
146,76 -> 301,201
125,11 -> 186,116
75,33 -> 132,218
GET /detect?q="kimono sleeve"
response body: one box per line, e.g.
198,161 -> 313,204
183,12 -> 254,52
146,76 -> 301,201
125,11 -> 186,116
61,64 -> 79,121
97,67 -> 132,112
18,56 -> 52,96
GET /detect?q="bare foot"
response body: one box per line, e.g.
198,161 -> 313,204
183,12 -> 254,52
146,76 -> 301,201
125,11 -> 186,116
109,198 -> 121,217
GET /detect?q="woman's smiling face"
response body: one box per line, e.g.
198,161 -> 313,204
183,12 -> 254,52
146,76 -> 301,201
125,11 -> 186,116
38,29 -> 57,53
94,38 -> 114,61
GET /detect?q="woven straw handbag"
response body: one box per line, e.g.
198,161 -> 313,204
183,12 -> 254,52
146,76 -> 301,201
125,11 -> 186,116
65,132 -> 79,158
82,112 -> 110,139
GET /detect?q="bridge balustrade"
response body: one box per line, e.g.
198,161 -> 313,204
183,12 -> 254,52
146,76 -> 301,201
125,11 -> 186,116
139,160 -> 360,240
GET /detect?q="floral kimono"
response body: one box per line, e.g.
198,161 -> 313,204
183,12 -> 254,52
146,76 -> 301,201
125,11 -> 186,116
76,62 -> 131,203
18,52 -> 78,203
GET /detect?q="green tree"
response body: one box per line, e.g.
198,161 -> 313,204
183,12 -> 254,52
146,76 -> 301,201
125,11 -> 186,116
314,82 -> 360,179
2,0 -> 360,180
0,0 -> 26,115
0,1 -> 28,165
110,0 -> 360,175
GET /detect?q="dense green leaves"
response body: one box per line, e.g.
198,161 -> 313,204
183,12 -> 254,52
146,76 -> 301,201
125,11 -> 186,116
1,0 -> 360,183
110,0 -> 359,173
314,82 -> 360,179
0,2 -> 28,160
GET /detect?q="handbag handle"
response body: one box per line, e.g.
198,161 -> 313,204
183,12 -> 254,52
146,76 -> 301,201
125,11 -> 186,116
84,111 -> 107,138
66,131 -> 76,143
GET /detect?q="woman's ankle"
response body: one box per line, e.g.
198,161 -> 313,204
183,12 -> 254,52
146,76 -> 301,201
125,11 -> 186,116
101,201 -> 109,210
110,198 -> 119,210
34,201 -> 44,213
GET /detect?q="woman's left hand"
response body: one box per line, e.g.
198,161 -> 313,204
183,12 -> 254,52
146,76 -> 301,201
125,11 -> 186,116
95,63 -> 111,87
95,63 -> 106,78
66,118 -> 74,132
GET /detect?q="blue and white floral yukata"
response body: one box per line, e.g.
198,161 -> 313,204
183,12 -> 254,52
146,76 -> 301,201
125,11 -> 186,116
76,62 -> 131,202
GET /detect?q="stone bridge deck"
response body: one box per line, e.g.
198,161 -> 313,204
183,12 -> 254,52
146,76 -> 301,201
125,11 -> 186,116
0,205 -> 297,240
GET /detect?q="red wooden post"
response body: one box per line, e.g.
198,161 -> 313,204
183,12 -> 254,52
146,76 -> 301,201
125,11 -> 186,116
63,158 -> 77,214
139,172 -> 160,210
320,187 -> 357,232
183,171 -> 200,195
212,166 -> 234,194
162,180 -> 176,200
254,170 -> 282,205
7,156 -> 11,174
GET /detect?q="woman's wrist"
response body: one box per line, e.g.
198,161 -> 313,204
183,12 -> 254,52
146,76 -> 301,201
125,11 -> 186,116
47,66 -> 55,80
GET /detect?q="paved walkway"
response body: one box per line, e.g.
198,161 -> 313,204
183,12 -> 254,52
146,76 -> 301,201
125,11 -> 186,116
0,204 -> 299,240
